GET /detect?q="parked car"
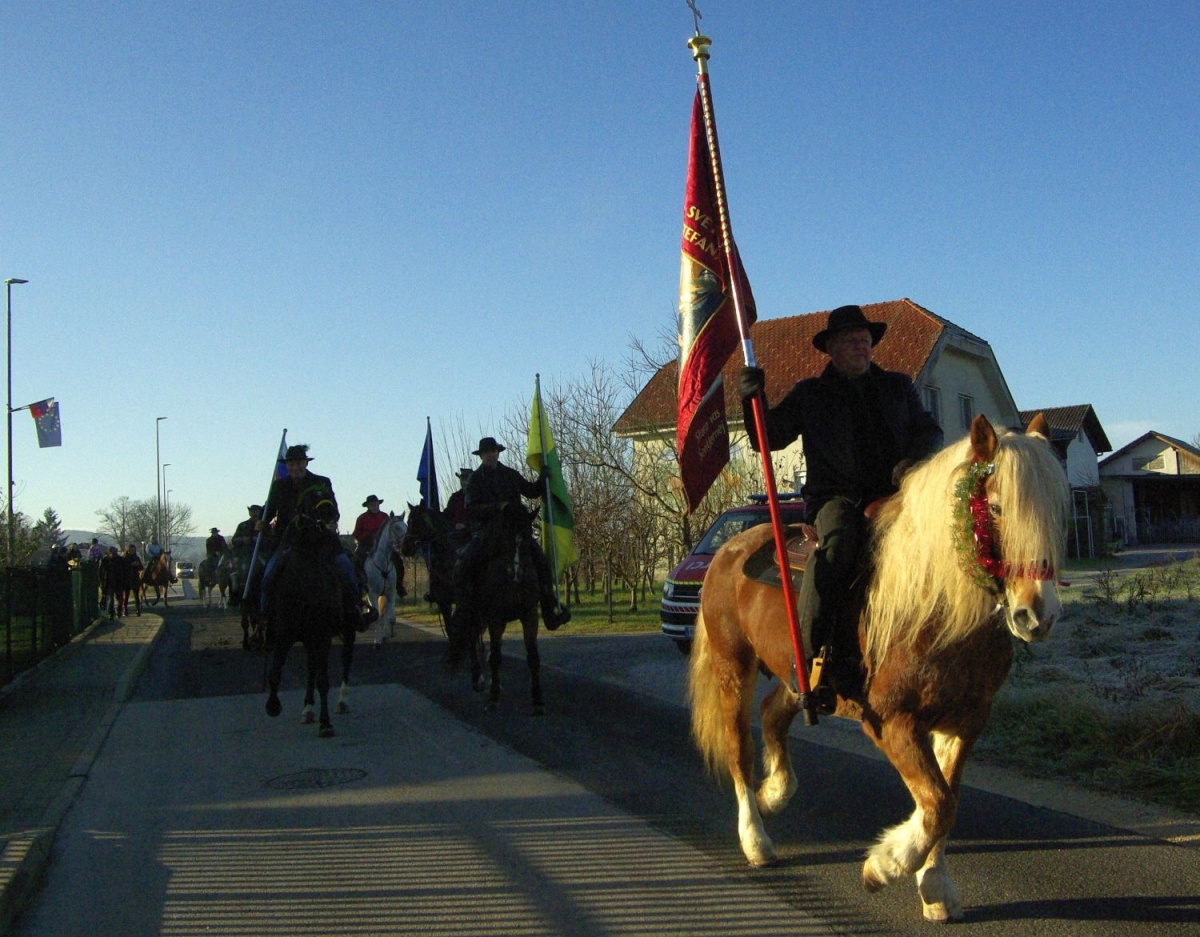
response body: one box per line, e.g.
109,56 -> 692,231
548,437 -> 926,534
661,493 -> 806,654
174,560 -> 195,579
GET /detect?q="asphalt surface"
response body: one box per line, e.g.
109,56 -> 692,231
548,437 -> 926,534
2,552 -> 1199,935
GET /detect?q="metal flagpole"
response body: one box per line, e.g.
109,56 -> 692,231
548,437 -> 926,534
688,28 -> 817,723
243,428 -> 286,601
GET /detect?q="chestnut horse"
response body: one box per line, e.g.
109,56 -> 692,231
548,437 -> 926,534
688,413 -> 1068,923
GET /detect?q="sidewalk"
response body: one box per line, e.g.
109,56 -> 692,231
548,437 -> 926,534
0,612 -> 165,935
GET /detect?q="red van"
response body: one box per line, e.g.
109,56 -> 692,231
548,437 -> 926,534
660,493 -> 806,653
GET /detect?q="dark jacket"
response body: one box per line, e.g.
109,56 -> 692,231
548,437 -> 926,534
263,471 -> 340,536
464,462 -> 541,535
744,362 -> 943,517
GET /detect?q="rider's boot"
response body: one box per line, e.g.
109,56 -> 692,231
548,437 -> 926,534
540,590 -> 571,631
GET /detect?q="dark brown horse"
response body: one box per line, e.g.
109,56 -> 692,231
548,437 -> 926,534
402,501 -> 456,629
264,517 -> 342,738
688,414 -> 1068,922
445,502 -> 544,714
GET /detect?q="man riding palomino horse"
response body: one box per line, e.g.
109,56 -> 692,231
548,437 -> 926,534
458,437 -> 570,631
737,303 -> 943,699
259,443 -> 375,632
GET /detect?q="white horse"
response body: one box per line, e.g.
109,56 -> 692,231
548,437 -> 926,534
365,512 -> 407,647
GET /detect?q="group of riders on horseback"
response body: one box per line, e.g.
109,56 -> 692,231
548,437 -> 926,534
229,436 -> 569,643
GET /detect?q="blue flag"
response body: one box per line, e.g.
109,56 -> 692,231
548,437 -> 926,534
29,398 -> 62,448
274,431 -> 289,481
417,418 -> 440,511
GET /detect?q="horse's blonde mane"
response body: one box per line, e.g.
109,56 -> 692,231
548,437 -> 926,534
863,426 -> 1068,667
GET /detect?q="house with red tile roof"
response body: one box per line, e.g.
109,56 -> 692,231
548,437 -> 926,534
1018,405 -> 1112,487
1099,432 -> 1200,544
614,298 -> 1021,494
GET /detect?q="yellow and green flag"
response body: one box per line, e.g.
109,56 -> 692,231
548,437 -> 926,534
527,379 -> 577,582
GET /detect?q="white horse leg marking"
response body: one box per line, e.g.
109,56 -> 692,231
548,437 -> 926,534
917,839 -> 963,922
734,775 -> 776,867
863,809 -> 930,892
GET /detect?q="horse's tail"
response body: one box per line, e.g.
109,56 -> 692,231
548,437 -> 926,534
687,612 -> 728,778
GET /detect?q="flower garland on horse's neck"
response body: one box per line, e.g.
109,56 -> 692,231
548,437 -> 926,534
952,459 -> 1002,593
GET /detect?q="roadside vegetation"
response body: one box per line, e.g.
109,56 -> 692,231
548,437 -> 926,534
978,556 -> 1200,815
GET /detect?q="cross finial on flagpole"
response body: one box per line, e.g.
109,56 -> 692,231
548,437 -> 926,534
686,0 -> 702,35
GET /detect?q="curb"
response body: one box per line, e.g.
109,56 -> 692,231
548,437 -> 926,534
0,617 -> 165,937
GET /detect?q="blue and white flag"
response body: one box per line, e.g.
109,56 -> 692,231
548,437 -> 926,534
29,398 -> 61,448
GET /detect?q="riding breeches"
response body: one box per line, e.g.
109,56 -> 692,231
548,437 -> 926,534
798,497 -> 867,661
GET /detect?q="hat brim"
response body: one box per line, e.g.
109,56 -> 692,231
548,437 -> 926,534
813,321 -> 887,353
472,445 -> 505,455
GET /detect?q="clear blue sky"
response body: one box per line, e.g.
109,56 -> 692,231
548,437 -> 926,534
3,1 -> 1196,536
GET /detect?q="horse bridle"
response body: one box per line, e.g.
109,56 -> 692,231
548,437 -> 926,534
964,459 -> 1055,600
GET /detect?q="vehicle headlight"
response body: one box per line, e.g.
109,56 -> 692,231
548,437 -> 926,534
662,582 -> 673,598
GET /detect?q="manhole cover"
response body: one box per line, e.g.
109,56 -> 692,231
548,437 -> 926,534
265,768 -> 368,790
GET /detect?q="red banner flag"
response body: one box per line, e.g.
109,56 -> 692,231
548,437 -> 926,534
676,86 -> 756,513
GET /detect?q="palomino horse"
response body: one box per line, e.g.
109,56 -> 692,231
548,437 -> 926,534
445,502 -> 544,714
141,552 -> 173,607
364,512 -> 408,647
197,551 -> 234,610
688,414 -> 1068,923
402,501 -> 457,629
264,517 -> 342,737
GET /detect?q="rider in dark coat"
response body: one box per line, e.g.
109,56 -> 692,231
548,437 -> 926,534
459,437 -> 570,630
739,304 -> 943,696
260,444 -> 370,628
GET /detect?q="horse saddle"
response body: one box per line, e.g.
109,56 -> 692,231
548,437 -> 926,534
742,524 -> 816,590
741,497 -> 891,590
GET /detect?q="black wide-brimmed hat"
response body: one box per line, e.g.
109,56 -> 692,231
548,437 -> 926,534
247,504 -> 263,513
279,444 -> 313,463
812,304 -> 887,353
457,467 -> 472,478
210,527 -> 220,533
473,437 -> 505,455
362,494 -> 383,507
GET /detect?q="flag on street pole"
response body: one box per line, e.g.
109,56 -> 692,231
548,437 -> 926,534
676,86 -> 756,513
28,398 -> 62,448
417,417 -> 440,511
526,378 -> 577,584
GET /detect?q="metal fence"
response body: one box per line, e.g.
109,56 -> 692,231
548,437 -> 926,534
2,561 -> 101,686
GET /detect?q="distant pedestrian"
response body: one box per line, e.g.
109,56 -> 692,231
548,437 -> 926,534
100,547 -> 123,618
66,543 -> 82,566
87,538 -> 104,562
120,545 -> 143,617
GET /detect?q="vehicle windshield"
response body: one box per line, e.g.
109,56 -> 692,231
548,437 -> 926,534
692,506 -> 806,555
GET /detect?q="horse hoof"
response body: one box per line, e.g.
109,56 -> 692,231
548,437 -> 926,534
301,711 -> 316,725
336,701 -> 349,714
266,697 -> 281,718
319,725 -> 335,738
485,700 -> 499,712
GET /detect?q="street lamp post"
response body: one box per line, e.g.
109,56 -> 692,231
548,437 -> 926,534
155,416 -> 167,543
5,278 -> 29,565
162,464 -> 171,553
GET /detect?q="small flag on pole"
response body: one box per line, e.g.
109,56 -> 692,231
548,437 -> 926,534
676,86 -> 756,512
274,431 -> 289,481
29,398 -> 62,448
527,379 -> 577,581
417,418 -> 440,511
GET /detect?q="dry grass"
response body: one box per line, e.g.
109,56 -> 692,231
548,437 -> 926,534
978,558 -> 1200,814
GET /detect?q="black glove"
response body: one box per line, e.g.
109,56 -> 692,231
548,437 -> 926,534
737,366 -> 765,401
536,465 -> 549,485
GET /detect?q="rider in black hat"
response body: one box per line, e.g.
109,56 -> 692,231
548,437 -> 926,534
458,437 -> 571,630
259,444 -> 373,629
737,304 -> 942,697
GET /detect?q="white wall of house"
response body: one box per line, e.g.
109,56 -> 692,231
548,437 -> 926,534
921,342 -> 1021,446
1065,432 -> 1101,487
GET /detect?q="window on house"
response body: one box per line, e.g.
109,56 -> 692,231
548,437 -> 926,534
923,386 -> 942,425
958,394 -> 974,431
1133,455 -> 1165,471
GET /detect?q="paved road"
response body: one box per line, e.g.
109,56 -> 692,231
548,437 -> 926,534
8,599 -> 1200,935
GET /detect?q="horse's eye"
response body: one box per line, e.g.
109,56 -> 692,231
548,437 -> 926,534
989,503 -> 1002,518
